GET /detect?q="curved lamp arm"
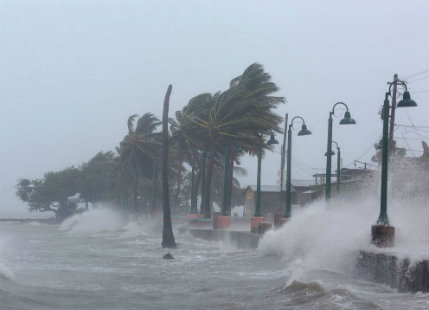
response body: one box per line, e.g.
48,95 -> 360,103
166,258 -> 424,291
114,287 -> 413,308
388,79 -> 408,94
330,102 -> 350,116
289,116 -> 306,129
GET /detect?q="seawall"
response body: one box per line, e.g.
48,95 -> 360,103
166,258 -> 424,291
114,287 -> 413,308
355,250 -> 429,293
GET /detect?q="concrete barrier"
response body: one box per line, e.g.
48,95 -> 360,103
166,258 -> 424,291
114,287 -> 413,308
250,217 -> 265,233
355,250 -> 429,293
258,222 -> 272,234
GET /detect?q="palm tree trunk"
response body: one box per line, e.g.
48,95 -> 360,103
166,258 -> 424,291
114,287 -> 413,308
192,165 -> 201,213
161,85 -> 176,248
227,152 -> 234,215
121,162 -> 128,210
173,153 -> 184,212
203,145 -> 215,218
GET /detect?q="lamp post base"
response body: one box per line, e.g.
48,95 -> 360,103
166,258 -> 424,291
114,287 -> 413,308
278,217 -> 290,227
251,217 -> 265,233
371,224 -> 395,247
258,222 -> 272,234
212,212 -> 221,229
216,215 -> 231,229
187,213 -> 204,219
273,213 -> 284,228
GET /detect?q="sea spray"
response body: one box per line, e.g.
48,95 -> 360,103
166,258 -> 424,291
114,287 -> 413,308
60,207 -> 126,234
0,236 -> 14,280
259,193 -> 429,286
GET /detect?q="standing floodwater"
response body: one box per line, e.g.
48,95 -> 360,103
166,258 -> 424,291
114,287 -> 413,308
0,208 -> 428,310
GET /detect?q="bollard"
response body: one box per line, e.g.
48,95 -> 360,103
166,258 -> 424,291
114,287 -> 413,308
250,217 -> 265,233
216,215 -> 231,229
258,221 -> 272,234
371,224 -> 395,247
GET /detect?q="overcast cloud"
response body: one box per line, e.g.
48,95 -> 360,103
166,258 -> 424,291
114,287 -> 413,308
1,0 -> 427,217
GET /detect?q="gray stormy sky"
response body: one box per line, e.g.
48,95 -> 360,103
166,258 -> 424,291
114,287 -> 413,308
0,0 -> 428,217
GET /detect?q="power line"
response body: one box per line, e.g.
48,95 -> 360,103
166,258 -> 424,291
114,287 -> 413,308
344,137 -> 381,168
401,133 -> 416,157
395,123 -> 429,129
410,90 -> 429,94
403,69 -> 429,79
395,136 -> 429,140
406,75 -> 429,83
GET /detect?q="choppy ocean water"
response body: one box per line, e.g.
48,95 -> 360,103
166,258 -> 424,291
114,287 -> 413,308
0,207 -> 428,310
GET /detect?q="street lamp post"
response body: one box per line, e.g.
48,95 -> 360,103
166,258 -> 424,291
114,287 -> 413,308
325,102 -> 356,201
372,78 -> 417,247
285,117 -> 312,219
335,143 -> 341,193
330,141 -> 341,193
251,133 -> 278,233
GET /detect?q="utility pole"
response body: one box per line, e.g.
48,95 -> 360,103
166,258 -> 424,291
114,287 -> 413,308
280,113 -> 288,191
388,74 -> 398,153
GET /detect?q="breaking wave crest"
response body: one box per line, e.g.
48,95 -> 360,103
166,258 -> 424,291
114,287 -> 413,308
259,194 -> 428,286
60,207 -> 126,234
278,280 -> 381,310
0,238 -> 14,280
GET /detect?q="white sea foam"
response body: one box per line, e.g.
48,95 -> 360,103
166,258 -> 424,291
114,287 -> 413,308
259,193 -> 429,285
0,237 -> 14,280
0,262 -> 14,280
60,207 -> 126,234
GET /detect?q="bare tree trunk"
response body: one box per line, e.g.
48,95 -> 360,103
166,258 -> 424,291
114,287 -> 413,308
162,85 -> 176,248
203,145 -> 215,218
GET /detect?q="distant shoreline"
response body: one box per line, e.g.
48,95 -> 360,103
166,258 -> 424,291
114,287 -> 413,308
0,218 -> 55,224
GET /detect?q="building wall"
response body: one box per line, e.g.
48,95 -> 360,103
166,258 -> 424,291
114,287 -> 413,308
243,188 -> 287,217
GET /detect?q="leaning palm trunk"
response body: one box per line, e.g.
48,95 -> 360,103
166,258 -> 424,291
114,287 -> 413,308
227,153 -> 234,215
202,145 -> 215,218
161,85 -> 176,248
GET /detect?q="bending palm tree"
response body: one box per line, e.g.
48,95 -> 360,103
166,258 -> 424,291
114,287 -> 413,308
118,113 -> 161,212
188,63 -> 284,218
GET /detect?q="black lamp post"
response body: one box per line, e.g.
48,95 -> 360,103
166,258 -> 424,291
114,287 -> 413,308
372,78 -> 417,247
285,117 -> 312,218
325,141 -> 341,193
325,102 -> 356,201
254,134 -> 279,217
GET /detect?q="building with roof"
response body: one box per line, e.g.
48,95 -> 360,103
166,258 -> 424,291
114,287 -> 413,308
242,180 -> 316,217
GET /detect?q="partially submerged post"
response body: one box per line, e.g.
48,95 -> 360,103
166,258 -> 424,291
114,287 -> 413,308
372,75 -> 417,247
161,85 -> 176,248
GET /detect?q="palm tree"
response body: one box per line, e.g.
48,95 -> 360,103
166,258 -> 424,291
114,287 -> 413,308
118,113 -> 161,212
187,63 -> 284,218
169,111 -> 205,213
